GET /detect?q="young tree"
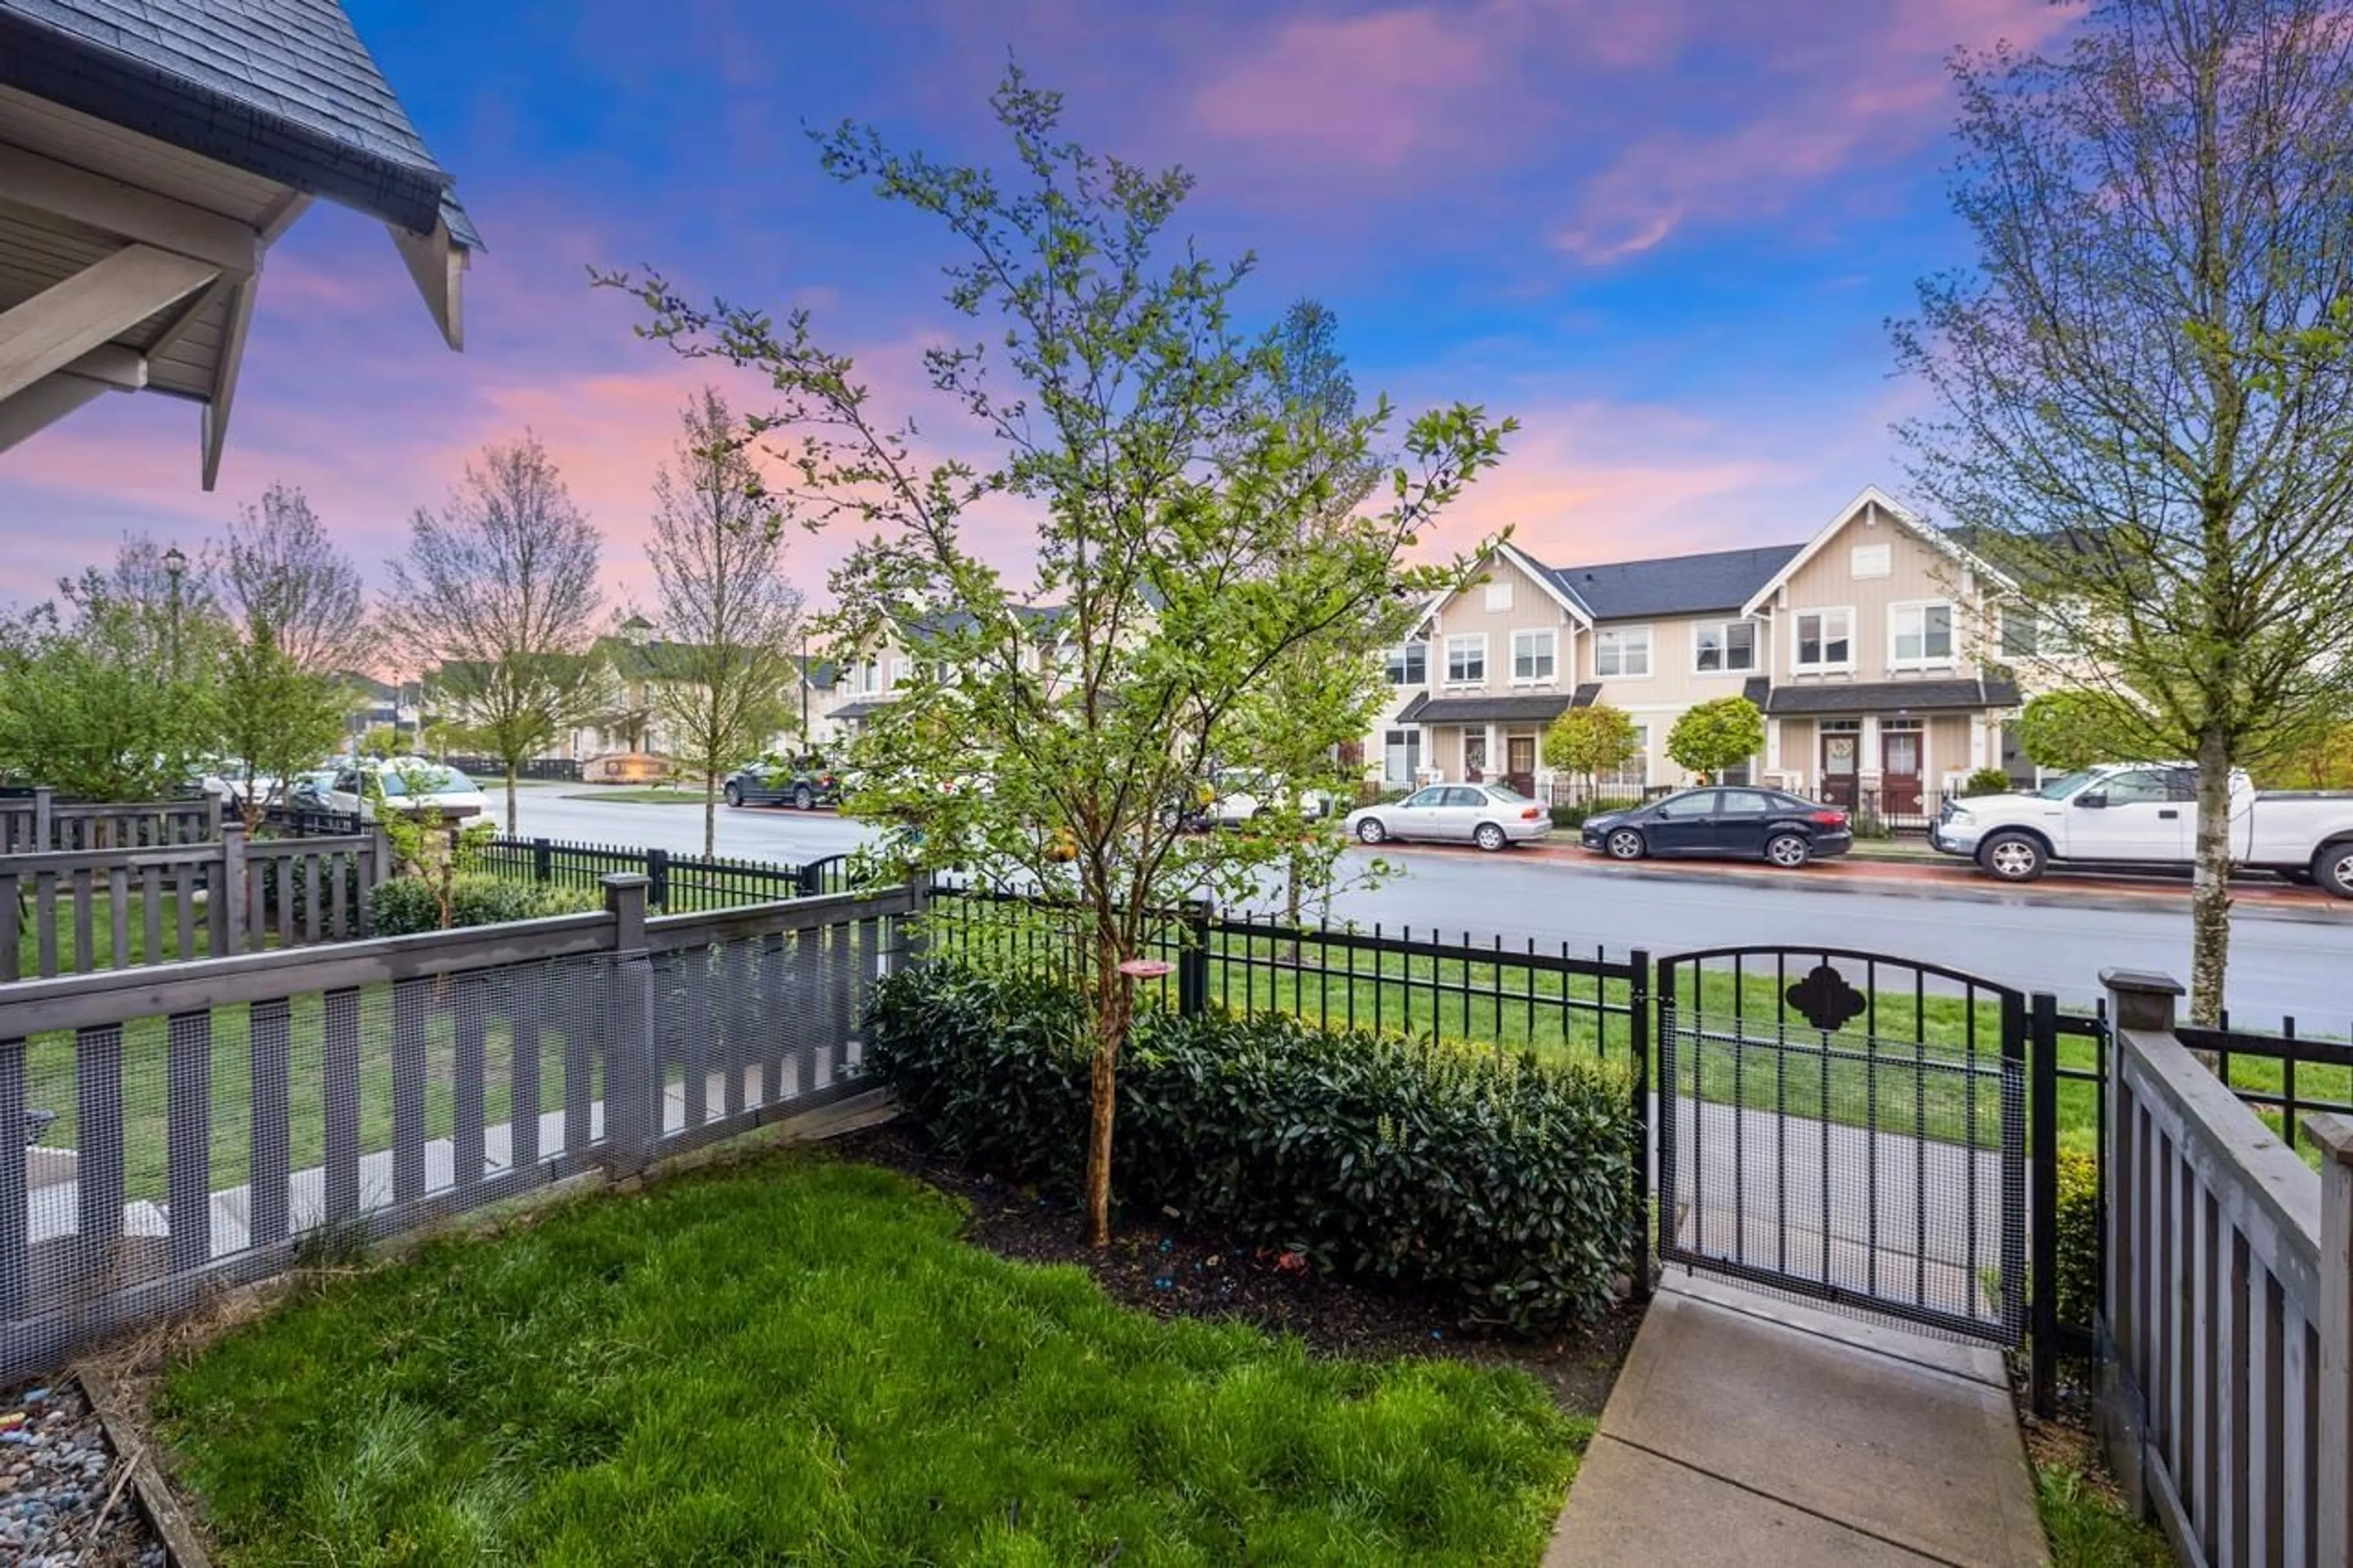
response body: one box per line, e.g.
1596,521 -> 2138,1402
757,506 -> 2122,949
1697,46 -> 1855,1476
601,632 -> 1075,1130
602,70 -> 1510,1246
380,435 -> 606,832
1895,0 -> 2353,1021
2017,690 -> 2155,775
216,621 -> 353,831
1543,704 -> 1641,801
217,484 -> 374,677
645,388 -> 806,854
1666,697 -> 1764,784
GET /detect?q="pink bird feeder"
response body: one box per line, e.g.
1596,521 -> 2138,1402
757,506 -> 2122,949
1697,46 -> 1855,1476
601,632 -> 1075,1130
1117,959 -> 1173,980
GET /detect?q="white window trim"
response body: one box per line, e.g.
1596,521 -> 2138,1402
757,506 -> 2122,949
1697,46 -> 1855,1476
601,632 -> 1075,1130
1690,618 -> 1760,676
1388,638 -> 1428,687
1887,599 -> 1957,670
1593,624 -> 1654,681
1790,606 -> 1856,674
1509,627 -> 1557,686
1444,632 -> 1488,687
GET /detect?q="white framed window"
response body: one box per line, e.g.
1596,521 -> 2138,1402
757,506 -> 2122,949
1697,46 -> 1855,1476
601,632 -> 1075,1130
1051,642 -> 1080,680
862,659 -> 882,694
1850,543 -> 1892,580
1387,640 -> 1427,686
1382,727 -> 1422,786
1444,634 -> 1487,685
1890,602 -> 1955,667
1484,579 -> 1514,612
1693,619 -> 1759,673
889,657 -> 911,689
1510,629 -> 1556,684
1792,609 -> 1852,672
1594,625 -> 1651,678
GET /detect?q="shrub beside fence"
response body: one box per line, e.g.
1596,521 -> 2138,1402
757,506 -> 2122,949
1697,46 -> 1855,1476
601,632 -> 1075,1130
867,961 -> 1641,1331
0,875 -> 915,1379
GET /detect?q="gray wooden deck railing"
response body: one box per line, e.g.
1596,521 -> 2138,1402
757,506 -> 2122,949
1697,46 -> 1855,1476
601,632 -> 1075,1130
0,789 -> 221,854
2101,971 -> 2353,1568
0,827 -> 386,980
0,874 -> 916,1379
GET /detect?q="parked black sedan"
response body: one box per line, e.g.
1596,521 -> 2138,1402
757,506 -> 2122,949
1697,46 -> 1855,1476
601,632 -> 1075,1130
1580,787 -> 1854,869
723,757 -> 841,811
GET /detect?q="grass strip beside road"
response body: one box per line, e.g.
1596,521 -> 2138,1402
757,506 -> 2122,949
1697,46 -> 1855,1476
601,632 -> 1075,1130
158,1154 -> 1584,1567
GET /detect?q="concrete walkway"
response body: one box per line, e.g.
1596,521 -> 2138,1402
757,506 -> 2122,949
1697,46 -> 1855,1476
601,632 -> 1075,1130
1546,1273 -> 2047,1567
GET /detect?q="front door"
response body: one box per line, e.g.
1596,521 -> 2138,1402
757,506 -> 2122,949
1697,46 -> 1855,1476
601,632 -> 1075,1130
1506,735 -> 1536,796
1821,730 -> 1859,808
1463,733 -> 1488,783
1881,727 -> 1924,816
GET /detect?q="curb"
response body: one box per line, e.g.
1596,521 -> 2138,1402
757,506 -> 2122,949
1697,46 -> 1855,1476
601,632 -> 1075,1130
1363,842 -> 2352,927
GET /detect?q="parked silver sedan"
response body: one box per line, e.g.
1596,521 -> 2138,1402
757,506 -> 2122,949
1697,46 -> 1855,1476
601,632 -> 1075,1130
1344,782 -> 1552,852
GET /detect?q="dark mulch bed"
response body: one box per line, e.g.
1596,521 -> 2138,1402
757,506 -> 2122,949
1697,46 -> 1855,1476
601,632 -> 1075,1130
830,1122 -> 1643,1415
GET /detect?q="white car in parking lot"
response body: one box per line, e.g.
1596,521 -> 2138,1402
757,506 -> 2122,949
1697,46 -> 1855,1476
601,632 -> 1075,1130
310,761 -> 490,822
1344,782 -> 1551,853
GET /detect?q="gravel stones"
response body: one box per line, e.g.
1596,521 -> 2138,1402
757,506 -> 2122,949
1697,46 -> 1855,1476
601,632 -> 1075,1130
0,1378 -> 165,1567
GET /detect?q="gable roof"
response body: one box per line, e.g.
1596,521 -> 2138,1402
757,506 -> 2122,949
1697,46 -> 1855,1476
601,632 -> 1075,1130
0,0 -> 477,241
1544,542 -> 1803,621
1738,485 -> 2013,617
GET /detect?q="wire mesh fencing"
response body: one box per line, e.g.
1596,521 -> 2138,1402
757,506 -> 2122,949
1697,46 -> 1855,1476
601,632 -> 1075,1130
0,878 -> 916,1379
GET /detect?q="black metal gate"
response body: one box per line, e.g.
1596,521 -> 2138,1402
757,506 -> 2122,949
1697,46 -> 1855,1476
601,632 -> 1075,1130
1656,945 -> 2037,1346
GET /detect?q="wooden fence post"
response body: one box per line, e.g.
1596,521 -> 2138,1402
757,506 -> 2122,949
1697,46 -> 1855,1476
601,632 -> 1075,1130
31,787 -> 51,853
217,825 -> 247,957
2311,1113 -> 2353,1568
602,875 -> 657,1175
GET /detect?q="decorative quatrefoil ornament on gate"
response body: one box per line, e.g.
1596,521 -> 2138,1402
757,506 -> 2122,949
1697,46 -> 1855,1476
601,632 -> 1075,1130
1785,962 -> 1868,1032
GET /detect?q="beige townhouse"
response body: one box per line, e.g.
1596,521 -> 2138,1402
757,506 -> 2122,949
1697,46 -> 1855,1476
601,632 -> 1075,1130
1376,488 -> 2037,813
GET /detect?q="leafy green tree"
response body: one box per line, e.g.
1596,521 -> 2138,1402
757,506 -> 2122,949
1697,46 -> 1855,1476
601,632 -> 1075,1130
381,435 -> 606,832
1665,697 -> 1764,784
216,621 -> 354,831
2016,690 -> 2154,775
0,567 -> 224,802
645,388 -> 806,855
1544,705 -> 1640,800
602,69 -> 1510,1244
1894,0 -> 2353,1020
370,759 -> 498,931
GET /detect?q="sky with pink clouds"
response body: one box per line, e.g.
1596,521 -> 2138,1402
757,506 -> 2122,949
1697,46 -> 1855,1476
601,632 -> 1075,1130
0,0 -> 2080,620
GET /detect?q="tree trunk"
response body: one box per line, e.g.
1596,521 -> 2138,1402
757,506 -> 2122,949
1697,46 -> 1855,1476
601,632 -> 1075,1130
504,766 -> 519,836
2189,727 -> 2233,1026
1084,935 -> 1132,1248
703,774 -> 718,857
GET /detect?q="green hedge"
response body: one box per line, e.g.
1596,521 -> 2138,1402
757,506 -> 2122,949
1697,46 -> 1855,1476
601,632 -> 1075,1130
1548,798 -> 1641,830
371,873 -> 602,936
2055,1147 -> 2099,1333
866,963 -> 1640,1332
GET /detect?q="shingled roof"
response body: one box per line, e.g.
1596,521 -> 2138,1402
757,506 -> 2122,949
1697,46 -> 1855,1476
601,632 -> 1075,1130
1543,542 -> 1805,621
0,0 -> 477,242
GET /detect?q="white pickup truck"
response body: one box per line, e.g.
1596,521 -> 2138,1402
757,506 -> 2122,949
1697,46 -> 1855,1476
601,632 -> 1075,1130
1928,763 -> 2353,898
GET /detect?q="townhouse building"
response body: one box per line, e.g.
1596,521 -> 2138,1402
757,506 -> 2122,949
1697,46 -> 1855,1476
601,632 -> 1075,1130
1376,488 -> 2036,810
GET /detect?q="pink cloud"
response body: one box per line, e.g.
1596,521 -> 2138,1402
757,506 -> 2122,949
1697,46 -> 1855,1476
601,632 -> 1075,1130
1193,8 -> 1492,167
1557,0 -> 2075,262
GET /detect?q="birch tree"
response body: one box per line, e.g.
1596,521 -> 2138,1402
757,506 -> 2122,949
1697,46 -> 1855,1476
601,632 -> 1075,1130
1895,0 -> 2353,1020
645,388 -> 806,854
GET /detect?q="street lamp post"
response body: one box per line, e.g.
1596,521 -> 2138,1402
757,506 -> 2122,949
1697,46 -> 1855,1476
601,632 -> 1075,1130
162,544 -> 186,680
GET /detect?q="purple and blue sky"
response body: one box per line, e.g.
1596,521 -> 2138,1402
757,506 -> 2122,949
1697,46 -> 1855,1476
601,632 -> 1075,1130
0,0 -> 2074,612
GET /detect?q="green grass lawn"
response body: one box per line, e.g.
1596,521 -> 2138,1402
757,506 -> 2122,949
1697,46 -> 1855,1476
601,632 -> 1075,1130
157,1154 -> 1585,1567
560,787 -> 712,806
11,887 -> 220,979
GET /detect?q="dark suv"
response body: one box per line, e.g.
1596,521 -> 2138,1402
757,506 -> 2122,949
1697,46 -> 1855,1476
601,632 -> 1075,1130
723,757 -> 841,811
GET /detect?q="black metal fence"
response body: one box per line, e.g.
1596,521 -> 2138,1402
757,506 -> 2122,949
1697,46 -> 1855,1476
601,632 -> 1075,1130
476,838 -> 860,914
